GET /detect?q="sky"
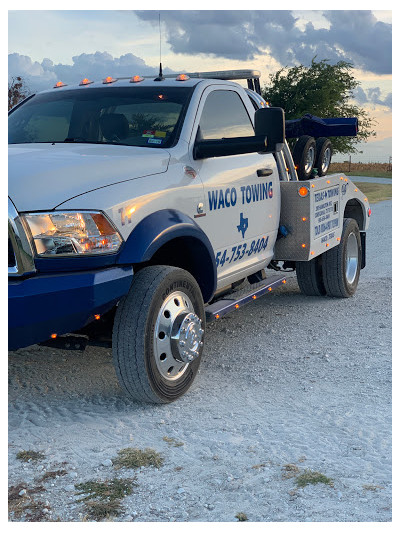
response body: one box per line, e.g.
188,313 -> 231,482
7,3 -> 393,161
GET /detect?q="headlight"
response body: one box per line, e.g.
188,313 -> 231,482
23,211 -> 123,256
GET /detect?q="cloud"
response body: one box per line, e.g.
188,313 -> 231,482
8,51 -> 166,93
135,10 -> 391,74
352,86 -> 392,109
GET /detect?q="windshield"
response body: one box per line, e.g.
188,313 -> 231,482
8,86 -> 193,148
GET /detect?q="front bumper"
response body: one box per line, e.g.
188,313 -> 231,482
8,266 -> 133,350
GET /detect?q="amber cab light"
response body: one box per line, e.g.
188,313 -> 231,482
79,78 -> 93,86
103,76 -> 117,84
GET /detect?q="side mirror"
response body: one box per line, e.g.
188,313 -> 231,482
193,135 -> 268,160
255,107 -> 285,153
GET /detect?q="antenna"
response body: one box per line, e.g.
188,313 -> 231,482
154,12 -> 164,81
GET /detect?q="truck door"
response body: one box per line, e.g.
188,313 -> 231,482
187,87 -> 280,289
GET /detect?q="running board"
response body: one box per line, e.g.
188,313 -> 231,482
205,274 -> 287,322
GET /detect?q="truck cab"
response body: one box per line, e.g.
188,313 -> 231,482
8,69 -> 370,403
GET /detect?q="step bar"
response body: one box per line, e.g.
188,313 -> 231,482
205,274 -> 287,322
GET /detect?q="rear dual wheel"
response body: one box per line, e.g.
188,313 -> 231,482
296,218 -> 361,298
292,136 -> 333,179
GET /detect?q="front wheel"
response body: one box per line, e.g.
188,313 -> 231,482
322,218 -> 362,298
112,265 -> 205,403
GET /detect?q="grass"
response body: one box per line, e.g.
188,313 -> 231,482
362,484 -> 384,491
75,478 -> 136,502
112,447 -> 164,469
281,464 -> 300,479
84,500 -> 124,520
353,182 -> 392,203
37,469 -> 68,482
328,162 -> 392,178
8,483 -> 48,521
75,478 -> 136,521
235,512 -> 249,521
163,436 -> 184,447
16,450 -> 45,462
295,469 -> 334,488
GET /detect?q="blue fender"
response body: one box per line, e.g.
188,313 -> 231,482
117,209 -> 217,302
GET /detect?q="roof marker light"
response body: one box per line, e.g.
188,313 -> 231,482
130,75 -> 144,83
103,76 -> 117,84
79,78 -> 93,86
176,73 -> 190,81
54,81 -> 67,88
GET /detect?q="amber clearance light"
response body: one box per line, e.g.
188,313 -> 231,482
298,186 -> 309,198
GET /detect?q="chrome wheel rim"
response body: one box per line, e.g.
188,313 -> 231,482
154,291 -> 203,381
321,147 -> 332,173
305,146 -> 315,174
345,232 -> 359,284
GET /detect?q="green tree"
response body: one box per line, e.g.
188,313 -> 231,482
8,76 -> 31,111
262,59 -> 376,154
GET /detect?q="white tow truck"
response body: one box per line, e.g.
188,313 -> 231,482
8,69 -> 371,403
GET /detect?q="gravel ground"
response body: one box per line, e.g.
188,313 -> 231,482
8,199 -> 392,523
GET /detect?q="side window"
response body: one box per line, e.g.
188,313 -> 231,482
198,90 -> 254,140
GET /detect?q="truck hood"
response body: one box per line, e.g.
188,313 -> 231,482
8,143 -> 171,212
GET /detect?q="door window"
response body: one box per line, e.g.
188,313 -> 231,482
198,90 -> 254,140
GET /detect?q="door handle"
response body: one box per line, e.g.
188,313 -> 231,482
257,168 -> 273,177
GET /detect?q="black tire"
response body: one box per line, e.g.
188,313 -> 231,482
112,265 -> 205,403
295,256 -> 326,296
322,218 -> 361,298
315,138 -> 332,176
292,135 -> 316,180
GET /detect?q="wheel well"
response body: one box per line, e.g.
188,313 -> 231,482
141,236 -> 216,303
344,199 -> 365,230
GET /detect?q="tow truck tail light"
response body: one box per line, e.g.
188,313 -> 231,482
176,74 -> 190,81
130,75 -> 144,83
54,81 -> 67,88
